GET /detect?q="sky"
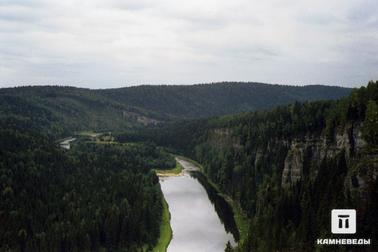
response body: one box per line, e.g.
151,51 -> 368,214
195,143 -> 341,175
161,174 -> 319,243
0,0 -> 377,88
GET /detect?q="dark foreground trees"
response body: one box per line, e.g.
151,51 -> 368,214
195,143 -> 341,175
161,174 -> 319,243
0,121 -> 167,251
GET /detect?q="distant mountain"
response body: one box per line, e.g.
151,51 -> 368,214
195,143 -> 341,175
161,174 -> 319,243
100,82 -> 351,119
0,82 -> 351,137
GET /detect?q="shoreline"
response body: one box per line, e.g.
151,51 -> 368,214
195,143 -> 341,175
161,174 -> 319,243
155,156 -> 247,251
153,157 -> 186,252
152,198 -> 172,252
155,157 -> 185,177
172,156 -> 249,249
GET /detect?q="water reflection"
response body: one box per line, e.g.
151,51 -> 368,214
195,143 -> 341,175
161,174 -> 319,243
160,173 -> 235,252
190,171 -> 240,242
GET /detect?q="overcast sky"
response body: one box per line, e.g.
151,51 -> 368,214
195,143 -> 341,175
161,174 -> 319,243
0,0 -> 377,88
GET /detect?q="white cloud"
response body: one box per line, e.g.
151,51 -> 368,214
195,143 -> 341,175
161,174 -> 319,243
0,0 -> 377,88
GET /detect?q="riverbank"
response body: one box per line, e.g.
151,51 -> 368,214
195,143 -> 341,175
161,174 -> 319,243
200,175 -> 249,245
152,158 -> 183,252
153,198 -> 172,252
155,158 -> 184,177
191,171 -> 240,242
155,156 -> 247,251
176,156 -> 249,248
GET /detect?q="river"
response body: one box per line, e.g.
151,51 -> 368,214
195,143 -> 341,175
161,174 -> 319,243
159,158 -> 235,252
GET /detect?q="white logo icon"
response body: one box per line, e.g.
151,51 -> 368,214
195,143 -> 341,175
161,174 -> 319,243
331,209 -> 356,234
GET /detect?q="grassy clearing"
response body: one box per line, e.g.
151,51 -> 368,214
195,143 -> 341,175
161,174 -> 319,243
155,161 -> 183,176
76,131 -> 103,137
153,198 -> 172,252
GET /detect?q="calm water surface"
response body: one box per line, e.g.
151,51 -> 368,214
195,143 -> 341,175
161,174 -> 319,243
160,162 -> 235,252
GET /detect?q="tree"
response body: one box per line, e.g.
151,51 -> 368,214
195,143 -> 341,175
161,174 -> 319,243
362,100 -> 378,145
225,241 -> 233,252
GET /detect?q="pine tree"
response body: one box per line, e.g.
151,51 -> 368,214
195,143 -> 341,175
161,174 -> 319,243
225,241 -> 233,252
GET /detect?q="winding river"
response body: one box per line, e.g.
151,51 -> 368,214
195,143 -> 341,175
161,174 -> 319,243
159,158 -> 235,252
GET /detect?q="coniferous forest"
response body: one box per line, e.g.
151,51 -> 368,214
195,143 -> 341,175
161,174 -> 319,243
0,117 -> 176,251
0,83 -> 350,137
0,81 -> 377,251
1,0 -> 377,251
127,81 -> 378,251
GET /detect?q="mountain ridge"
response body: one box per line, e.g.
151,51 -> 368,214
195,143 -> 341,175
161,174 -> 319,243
0,82 -> 352,137
0,81 -> 347,90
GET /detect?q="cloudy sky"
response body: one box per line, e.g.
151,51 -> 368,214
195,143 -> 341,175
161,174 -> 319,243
0,0 -> 377,88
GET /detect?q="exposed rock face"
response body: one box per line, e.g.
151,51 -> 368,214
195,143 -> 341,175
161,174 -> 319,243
281,123 -> 367,187
209,128 -> 242,149
122,110 -> 159,126
282,144 -> 304,185
208,123 -> 369,190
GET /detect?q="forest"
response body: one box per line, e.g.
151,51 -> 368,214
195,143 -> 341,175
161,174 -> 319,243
128,81 -> 378,251
0,117 -> 176,251
0,81 -> 375,251
0,83 -> 350,138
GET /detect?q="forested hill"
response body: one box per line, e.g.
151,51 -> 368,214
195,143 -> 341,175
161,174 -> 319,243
0,82 -> 350,137
100,82 -> 351,119
131,81 -> 378,251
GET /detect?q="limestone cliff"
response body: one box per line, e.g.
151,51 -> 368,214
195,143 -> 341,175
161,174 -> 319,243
207,122 -> 375,197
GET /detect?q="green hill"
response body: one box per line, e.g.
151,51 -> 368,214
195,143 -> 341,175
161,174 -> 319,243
0,82 -> 351,137
101,82 -> 351,119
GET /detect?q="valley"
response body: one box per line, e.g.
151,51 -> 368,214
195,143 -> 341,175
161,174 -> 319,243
0,81 -> 377,251
1,0 -> 376,250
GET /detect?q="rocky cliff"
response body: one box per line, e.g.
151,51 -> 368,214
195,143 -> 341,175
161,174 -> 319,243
281,123 -> 367,187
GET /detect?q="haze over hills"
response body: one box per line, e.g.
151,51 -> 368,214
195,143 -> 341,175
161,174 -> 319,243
0,82 -> 351,137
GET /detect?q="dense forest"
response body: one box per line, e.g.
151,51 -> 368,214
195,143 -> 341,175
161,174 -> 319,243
130,81 -> 378,251
101,82 -> 350,119
0,81 -> 374,252
0,117 -> 176,251
0,83 -> 350,138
